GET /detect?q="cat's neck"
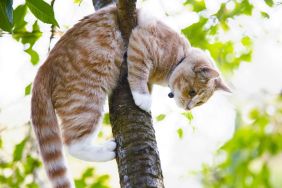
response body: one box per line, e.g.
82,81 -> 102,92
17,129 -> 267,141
167,56 -> 186,83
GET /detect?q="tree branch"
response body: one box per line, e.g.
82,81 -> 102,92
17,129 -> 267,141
93,1 -> 164,187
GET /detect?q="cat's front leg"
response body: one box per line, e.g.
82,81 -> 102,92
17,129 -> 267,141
127,66 -> 152,112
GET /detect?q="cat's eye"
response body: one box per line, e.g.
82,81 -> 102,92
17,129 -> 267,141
189,90 -> 196,97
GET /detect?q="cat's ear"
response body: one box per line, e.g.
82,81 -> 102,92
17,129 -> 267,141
193,64 -> 219,82
215,78 -> 232,93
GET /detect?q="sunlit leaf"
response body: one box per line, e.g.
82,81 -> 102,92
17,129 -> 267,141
98,131 -> 103,138
73,0 -> 83,4
103,113 -> 110,125
25,48 -> 40,65
177,128 -> 183,139
182,111 -> 193,123
26,0 -> 59,27
13,138 -> 27,161
260,11 -> 270,19
13,20 -> 42,65
156,114 -> 166,122
25,83 -> 32,96
184,0 -> 206,12
75,179 -> 86,188
241,36 -> 252,47
215,0 -> 253,22
82,168 -> 94,179
182,17 -> 208,48
264,0 -> 274,7
26,182 -> 40,188
13,4 -> 27,32
0,0 -> 13,32
24,155 -> 41,174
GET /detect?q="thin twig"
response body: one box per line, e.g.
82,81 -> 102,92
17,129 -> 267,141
48,0 -> 56,52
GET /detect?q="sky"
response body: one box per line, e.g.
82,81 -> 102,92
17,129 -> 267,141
0,0 -> 282,187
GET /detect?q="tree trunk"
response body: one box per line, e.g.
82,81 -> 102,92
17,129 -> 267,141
93,1 -> 164,188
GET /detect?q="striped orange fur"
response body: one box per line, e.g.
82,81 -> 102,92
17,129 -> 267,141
31,4 -> 230,188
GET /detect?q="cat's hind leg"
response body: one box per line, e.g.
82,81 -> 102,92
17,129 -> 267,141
67,130 -> 116,162
56,92 -> 116,162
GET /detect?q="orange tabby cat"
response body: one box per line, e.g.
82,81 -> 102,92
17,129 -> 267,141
31,5 -> 230,188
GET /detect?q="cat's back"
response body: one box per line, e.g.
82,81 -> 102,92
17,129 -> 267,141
50,5 -> 124,63
37,5 -> 125,110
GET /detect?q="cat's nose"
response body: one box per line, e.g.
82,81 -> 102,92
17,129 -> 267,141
186,101 -> 193,110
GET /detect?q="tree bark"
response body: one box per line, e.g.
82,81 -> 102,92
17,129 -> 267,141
93,1 -> 164,188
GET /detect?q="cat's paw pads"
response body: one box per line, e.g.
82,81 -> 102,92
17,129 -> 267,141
132,92 -> 151,112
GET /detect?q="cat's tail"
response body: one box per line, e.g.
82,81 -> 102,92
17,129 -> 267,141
31,64 -> 75,188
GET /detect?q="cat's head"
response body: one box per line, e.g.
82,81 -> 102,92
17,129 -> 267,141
168,47 -> 231,110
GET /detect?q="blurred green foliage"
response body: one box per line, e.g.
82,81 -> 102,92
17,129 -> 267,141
75,168 -> 110,188
156,114 -> 166,122
0,131 -> 42,188
177,128 -> 184,139
0,126 -> 112,187
183,1 -> 282,187
201,95 -> 282,188
182,0 -> 255,74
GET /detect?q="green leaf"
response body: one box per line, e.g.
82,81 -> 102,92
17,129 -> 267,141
26,0 -> 59,27
98,131 -> 103,138
0,0 -> 13,32
13,20 -> 42,65
13,138 -> 27,161
25,47 -> 40,65
264,0 -> 274,7
184,0 -> 206,12
156,114 -> 166,122
25,83 -> 32,96
103,113 -> 110,125
26,183 -> 40,188
182,17 -> 208,48
82,168 -> 94,179
75,179 -> 86,188
24,155 -> 41,174
177,128 -> 184,139
241,36 -> 252,47
260,11 -> 270,19
182,111 -> 194,122
13,4 -> 27,32
73,0 -> 83,4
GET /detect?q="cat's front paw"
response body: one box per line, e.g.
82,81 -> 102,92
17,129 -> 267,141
132,92 -> 152,112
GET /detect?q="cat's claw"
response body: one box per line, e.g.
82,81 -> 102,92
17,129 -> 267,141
68,139 -> 116,162
132,92 -> 152,112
